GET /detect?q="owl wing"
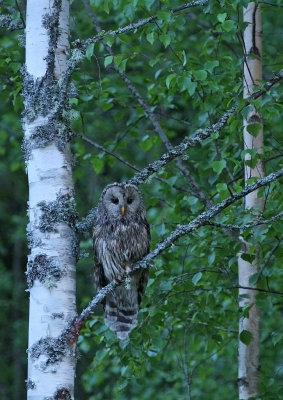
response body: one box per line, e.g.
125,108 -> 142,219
93,233 -> 108,295
137,217 -> 151,305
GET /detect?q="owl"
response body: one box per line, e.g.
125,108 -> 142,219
93,183 -> 150,341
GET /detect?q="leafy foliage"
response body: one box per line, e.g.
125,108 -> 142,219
0,0 -> 283,399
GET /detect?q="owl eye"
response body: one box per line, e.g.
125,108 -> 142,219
111,197 -> 119,204
127,198 -> 133,205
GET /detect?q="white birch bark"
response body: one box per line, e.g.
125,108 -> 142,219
25,1 -> 76,399
238,3 -> 263,399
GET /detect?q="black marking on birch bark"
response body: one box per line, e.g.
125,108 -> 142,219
52,312 -> 65,319
26,254 -> 66,289
38,193 -> 78,232
248,3 -> 260,57
29,337 -> 69,370
247,114 -> 261,124
26,378 -> 36,390
26,226 -> 42,249
54,388 -> 72,400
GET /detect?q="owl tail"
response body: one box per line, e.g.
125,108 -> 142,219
105,285 -> 139,341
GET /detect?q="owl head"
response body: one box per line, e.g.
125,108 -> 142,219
98,183 -> 146,221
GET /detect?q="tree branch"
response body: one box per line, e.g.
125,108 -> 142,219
82,0 -> 211,206
80,0 -> 209,49
80,134 -> 193,195
66,167 -> 283,341
207,211 -> 283,232
128,67 -> 283,186
128,106 -> 237,185
60,0 -> 209,94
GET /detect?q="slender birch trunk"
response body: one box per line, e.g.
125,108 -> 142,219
24,1 -> 76,399
238,3 -> 264,399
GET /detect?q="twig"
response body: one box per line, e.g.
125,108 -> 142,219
228,285 -> 283,296
81,135 -> 141,172
258,234 -> 283,277
207,211 -> 283,231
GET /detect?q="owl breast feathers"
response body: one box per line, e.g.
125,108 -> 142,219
93,183 -> 150,341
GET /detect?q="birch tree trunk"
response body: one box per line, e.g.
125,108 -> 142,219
238,3 -> 264,399
24,1 -> 77,399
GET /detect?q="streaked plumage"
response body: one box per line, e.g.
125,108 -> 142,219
93,183 -> 150,340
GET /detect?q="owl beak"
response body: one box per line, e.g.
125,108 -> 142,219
121,205 -> 125,215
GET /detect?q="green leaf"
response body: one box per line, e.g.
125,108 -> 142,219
222,20 -> 235,32
249,273 -> 260,286
208,252 -> 215,265
193,69 -> 207,81
165,73 -> 176,89
104,55 -> 113,67
146,31 -> 155,45
271,331 -> 283,347
85,43 -> 94,60
246,123 -> 262,137
217,13 -> 227,23
212,160 -> 226,174
216,183 -> 227,192
91,157 -> 104,174
181,50 -> 187,66
114,54 -> 124,67
192,272 -> 202,285
118,58 -> 128,73
157,10 -> 171,22
240,330 -> 253,345
240,253 -> 256,263
124,4 -> 134,20
104,0 -> 109,13
159,33 -> 171,48
204,60 -> 219,73
211,132 -> 219,139
181,78 -> 197,96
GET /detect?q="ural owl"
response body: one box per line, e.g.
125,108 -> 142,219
93,183 -> 150,341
